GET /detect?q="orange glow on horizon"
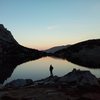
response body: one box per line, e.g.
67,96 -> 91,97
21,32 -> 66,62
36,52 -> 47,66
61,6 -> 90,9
20,37 -> 95,51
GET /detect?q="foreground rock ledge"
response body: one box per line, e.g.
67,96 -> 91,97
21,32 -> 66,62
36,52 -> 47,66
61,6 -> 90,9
5,69 -> 100,88
0,69 -> 100,100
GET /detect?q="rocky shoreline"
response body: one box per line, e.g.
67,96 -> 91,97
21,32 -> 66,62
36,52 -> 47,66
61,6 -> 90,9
0,69 -> 100,100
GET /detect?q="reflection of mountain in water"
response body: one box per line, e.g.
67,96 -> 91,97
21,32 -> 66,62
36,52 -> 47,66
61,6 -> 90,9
0,56 -> 43,84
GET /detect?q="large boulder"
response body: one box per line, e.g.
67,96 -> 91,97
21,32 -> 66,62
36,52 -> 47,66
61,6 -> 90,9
59,69 -> 99,86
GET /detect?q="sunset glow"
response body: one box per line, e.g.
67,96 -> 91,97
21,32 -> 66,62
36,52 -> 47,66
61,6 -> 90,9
0,0 -> 100,50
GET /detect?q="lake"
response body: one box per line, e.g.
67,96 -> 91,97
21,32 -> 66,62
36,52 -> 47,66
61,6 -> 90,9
4,57 -> 100,84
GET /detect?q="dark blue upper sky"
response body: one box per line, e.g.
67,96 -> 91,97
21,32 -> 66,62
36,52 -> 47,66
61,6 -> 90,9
0,0 -> 100,49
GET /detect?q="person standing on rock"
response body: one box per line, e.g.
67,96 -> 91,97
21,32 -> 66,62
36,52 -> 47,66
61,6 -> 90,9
49,65 -> 54,77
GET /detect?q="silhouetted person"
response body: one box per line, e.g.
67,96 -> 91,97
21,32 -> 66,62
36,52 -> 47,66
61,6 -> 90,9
49,65 -> 54,77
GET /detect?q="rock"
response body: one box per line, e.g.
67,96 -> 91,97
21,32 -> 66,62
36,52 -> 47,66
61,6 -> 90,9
0,84 -> 3,89
21,96 -> 33,100
0,92 -> 8,99
5,79 -> 33,88
35,76 -> 59,86
44,81 -> 55,86
59,69 -> 99,86
34,81 -> 44,86
25,79 -> 33,85
43,76 -> 59,86
77,97 -> 92,100
1,95 -> 18,100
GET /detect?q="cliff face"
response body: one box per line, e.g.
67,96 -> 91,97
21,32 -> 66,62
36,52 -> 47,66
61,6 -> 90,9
0,24 -> 18,44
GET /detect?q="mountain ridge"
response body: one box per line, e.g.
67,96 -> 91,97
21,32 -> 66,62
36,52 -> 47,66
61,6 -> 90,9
45,45 -> 70,53
0,24 -> 46,60
54,39 -> 100,68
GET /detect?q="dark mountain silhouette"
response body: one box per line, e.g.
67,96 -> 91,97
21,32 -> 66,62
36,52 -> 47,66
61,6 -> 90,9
0,24 -> 46,59
55,39 -> 100,68
45,45 -> 70,53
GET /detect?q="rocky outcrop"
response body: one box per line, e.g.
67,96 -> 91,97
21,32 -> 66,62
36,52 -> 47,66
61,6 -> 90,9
5,69 -> 99,88
34,76 -> 60,86
59,68 -> 99,86
35,69 -> 99,87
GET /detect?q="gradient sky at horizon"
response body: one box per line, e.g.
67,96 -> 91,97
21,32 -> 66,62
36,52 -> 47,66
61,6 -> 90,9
0,0 -> 100,50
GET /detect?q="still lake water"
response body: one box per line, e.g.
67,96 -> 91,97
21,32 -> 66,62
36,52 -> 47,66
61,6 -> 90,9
5,57 -> 100,84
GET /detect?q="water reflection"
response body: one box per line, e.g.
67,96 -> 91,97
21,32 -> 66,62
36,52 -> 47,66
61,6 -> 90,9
0,56 -> 42,84
4,57 -> 100,85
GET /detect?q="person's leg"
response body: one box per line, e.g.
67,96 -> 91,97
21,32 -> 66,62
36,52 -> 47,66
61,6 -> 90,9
51,70 -> 53,76
50,70 -> 52,76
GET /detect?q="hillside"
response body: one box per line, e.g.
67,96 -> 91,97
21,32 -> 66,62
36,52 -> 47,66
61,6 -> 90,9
45,45 -> 70,53
0,24 -> 46,59
55,39 -> 100,68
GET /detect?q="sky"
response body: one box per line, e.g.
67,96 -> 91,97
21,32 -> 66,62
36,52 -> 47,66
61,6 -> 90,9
0,0 -> 100,50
